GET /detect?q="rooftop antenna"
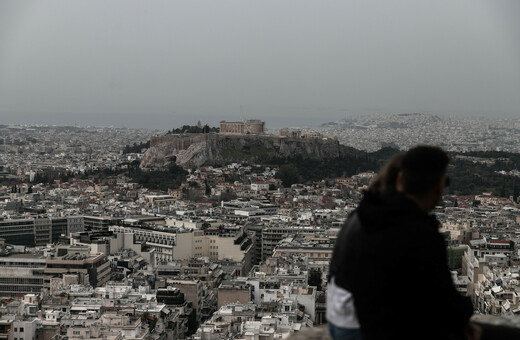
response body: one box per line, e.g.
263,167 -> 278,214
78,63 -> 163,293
240,105 -> 245,122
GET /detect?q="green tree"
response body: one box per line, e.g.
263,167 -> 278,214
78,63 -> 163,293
276,164 -> 299,187
308,268 -> 323,291
204,178 -> 211,196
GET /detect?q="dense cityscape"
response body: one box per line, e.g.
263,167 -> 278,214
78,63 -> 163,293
0,115 -> 519,339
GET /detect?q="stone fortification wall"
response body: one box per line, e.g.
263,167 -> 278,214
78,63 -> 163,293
150,134 -> 208,148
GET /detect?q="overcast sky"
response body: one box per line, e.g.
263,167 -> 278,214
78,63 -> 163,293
0,0 -> 519,129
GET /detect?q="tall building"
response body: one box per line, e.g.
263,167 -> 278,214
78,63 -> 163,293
0,218 -> 35,246
0,216 -> 84,246
0,253 -> 46,297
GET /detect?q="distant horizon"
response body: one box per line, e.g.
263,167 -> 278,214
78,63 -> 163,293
0,110 -> 517,131
1,1 -> 518,130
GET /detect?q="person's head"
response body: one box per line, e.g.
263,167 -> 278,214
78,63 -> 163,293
396,145 -> 449,212
367,153 -> 404,194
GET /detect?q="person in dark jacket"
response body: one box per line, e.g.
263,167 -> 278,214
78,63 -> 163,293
327,153 -> 404,340
329,146 -> 476,340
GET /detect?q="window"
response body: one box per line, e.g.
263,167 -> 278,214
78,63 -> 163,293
20,328 -> 24,332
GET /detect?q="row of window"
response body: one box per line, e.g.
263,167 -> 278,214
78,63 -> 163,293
278,251 -> 330,258
0,277 -> 43,284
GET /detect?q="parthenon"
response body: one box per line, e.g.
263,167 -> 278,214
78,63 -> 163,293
219,120 -> 265,135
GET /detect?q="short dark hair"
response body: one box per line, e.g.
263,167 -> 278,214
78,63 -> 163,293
401,145 -> 449,196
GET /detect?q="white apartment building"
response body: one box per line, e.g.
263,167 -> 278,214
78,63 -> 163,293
173,226 -> 254,274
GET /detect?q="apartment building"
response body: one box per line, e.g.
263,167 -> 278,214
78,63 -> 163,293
109,225 -> 175,264
173,225 -> 254,274
272,237 -> 333,262
44,245 -> 111,288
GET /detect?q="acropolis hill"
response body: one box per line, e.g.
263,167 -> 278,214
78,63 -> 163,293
141,120 -> 353,168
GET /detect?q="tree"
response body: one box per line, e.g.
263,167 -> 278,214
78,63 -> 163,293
308,268 -> 323,291
276,164 -> 299,187
513,179 -> 519,202
204,178 -> 211,196
187,310 -> 198,336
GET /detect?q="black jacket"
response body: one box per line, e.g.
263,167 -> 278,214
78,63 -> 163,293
329,190 -> 473,339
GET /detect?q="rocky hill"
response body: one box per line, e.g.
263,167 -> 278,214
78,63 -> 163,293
140,134 -> 361,168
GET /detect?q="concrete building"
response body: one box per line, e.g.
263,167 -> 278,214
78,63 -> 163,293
261,226 -> 323,261
272,237 -> 333,263
0,254 -> 46,297
165,279 -> 204,324
50,218 -> 68,243
34,218 -> 52,246
110,225 -> 174,264
0,219 -> 35,246
173,226 -> 254,275
0,216 -> 85,247
11,318 -> 40,340
44,245 -> 111,289
217,281 -> 251,308
250,182 -> 269,192
83,216 -> 120,232
67,216 -> 85,234
165,217 -> 203,230
469,238 -> 515,264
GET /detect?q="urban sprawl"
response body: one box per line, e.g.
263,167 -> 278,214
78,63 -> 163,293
0,113 -> 520,339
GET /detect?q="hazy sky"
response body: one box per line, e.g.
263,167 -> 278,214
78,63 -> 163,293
0,0 -> 519,129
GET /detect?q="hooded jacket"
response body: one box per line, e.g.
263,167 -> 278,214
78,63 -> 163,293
329,190 -> 473,339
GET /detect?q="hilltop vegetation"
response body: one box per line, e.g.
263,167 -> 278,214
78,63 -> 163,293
272,154 -> 379,187
167,124 -> 219,134
366,148 -> 520,199
123,141 -> 150,154
447,152 -> 520,199
127,163 -> 187,191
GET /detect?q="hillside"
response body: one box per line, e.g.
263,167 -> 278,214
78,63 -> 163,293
139,134 -> 520,198
140,134 -> 363,168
